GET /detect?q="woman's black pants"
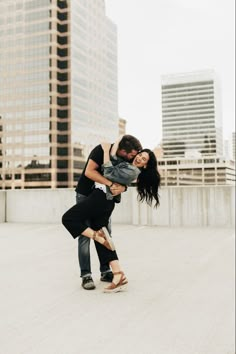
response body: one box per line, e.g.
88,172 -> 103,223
62,189 -> 119,265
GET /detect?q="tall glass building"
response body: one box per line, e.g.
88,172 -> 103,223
0,0 -> 118,189
161,70 -> 223,158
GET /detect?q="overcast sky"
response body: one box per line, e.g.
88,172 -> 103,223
105,0 -> 235,149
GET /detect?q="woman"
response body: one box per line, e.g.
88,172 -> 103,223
62,143 -> 161,293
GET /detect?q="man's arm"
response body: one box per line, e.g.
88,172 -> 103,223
101,142 -> 128,195
86,143 -> 126,196
85,159 -> 125,196
85,159 -> 113,187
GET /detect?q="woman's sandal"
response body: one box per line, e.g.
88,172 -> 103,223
103,271 -> 128,293
92,231 -> 114,251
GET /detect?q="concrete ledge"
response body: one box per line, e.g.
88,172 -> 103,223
0,191 -> 6,222
3,186 -> 236,226
6,189 -> 75,223
124,186 -> 235,227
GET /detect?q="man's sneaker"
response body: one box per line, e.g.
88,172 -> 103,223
100,272 -> 113,283
81,276 -> 96,290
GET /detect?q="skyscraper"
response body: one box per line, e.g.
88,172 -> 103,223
0,0 -> 118,189
161,70 -> 223,158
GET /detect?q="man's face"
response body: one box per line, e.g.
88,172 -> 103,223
117,149 -> 139,161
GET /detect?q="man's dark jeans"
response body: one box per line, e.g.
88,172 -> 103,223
76,193 -> 111,277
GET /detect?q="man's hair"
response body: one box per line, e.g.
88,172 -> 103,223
118,135 -> 142,153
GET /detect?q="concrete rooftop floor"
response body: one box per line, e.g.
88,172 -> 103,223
0,223 -> 235,354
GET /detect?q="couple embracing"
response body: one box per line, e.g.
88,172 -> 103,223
62,134 -> 161,293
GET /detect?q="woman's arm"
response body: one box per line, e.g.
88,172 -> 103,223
100,142 -> 139,195
101,142 -> 111,164
103,161 -> 140,186
110,135 -> 124,156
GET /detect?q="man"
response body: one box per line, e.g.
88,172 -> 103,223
75,135 -> 142,290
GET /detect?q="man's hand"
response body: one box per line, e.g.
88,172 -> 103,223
110,183 -> 126,196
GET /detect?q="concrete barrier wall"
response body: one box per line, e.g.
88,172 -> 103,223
0,191 -> 6,222
6,189 -> 75,223
2,186 -> 235,227
132,186 -> 235,227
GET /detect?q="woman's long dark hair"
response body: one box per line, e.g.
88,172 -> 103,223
136,149 -> 161,208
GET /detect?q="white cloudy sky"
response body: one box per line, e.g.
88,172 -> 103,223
105,0 -> 235,149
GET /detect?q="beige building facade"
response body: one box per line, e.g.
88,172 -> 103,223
0,0 -> 118,189
158,157 -> 235,186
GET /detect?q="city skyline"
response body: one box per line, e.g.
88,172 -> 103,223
105,0 -> 235,149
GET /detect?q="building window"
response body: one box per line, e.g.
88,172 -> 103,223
57,72 -> 68,81
57,23 -> 68,33
57,60 -> 68,69
57,173 -> 68,181
57,36 -> 68,45
57,122 -> 68,131
57,109 -> 68,118
57,97 -> 68,106
57,85 -> 68,94
57,147 -> 68,156
57,0 -> 68,9
57,160 -> 68,168
57,11 -> 68,21
57,135 -> 68,143
25,173 -> 51,181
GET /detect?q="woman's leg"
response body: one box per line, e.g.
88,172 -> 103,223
94,241 -> 128,292
62,189 -> 113,237
103,261 -> 128,293
94,240 -> 118,266
62,189 -> 115,248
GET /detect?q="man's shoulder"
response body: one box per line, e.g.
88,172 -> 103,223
86,144 -> 107,170
88,144 -> 103,160
89,144 -> 102,154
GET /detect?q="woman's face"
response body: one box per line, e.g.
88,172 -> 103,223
133,151 -> 149,168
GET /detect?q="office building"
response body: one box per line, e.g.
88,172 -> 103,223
161,70 -> 223,158
0,0 -> 118,189
158,157 -> 235,186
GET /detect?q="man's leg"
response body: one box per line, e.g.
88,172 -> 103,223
76,193 -> 95,290
78,235 -> 91,277
76,192 -> 112,286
